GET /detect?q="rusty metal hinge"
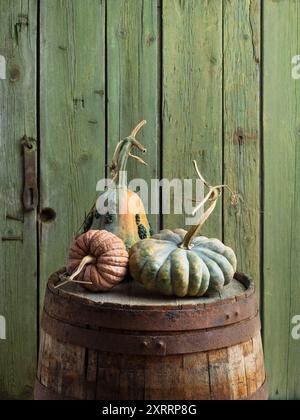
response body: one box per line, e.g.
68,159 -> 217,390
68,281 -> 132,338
22,136 -> 38,211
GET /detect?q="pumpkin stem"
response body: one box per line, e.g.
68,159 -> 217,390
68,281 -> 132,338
54,255 -> 96,289
78,121 -> 148,233
180,161 -> 238,250
130,120 -> 147,139
180,188 -> 220,250
129,120 -> 147,149
111,120 -> 148,186
128,152 -> 148,166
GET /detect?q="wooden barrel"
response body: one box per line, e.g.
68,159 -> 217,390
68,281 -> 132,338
35,269 -> 268,400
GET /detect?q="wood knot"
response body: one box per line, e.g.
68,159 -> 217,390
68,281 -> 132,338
15,14 -> 29,31
118,29 -> 128,39
94,89 -> 104,96
9,65 -> 21,83
17,14 -> 29,25
73,97 -> 85,109
40,208 -> 57,223
233,129 -> 258,145
78,152 -> 89,162
146,34 -> 156,46
14,14 -> 29,38
235,130 -> 244,145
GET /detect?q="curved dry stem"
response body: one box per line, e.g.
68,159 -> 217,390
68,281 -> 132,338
181,188 -> 220,249
181,160 -> 238,249
128,152 -> 148,166
191,160 -> 239,216
192,188 -> 220,216
193,160 -> 210,188
129,120 -> 147,153
110,141 -> 124,175
130,120 -> 147,138
54,255 -> 96,289
78,121 -> 148,233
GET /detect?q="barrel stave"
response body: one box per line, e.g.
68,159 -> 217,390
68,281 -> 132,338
35,271 -> 268,400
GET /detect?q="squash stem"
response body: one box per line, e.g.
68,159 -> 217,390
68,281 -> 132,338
180,188 -> 220,250
181,160 -> 239,249
55,255 -> 96,289
111,120 -> 148,187
78,121 -> 148,233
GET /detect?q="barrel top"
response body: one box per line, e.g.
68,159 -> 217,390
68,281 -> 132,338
48,269 -> 254,310
45,270 -> 257,331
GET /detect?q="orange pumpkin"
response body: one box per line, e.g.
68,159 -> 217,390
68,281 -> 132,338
64,230 -> 129,292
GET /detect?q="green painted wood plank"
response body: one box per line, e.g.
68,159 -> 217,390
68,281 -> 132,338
0,0 -> 37,399
106,0 -> 160,231
263,0 -> 300,400
39,0 -> 106,303
223,0 -> 261,292
162,0 -> 223,237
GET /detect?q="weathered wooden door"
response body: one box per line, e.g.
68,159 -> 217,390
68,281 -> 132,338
0,0 -> 37,399
0,0 -> 300,400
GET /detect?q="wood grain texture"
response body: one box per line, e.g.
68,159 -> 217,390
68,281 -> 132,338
35,275 -> 266,400
0,0 -> 37,399
106,0 -> 160,231
62,276 -> 247,306
223,0 -> 261,291
227,343 -> 248,400
243,339 -> 258,396
1,0 -> 300,401
37,329 -> 266,400
162,0 -> 223,237
39,0 -> 106,305
208,349 -> 232,400
263,0 -> 300,400
38,330 -> 87,400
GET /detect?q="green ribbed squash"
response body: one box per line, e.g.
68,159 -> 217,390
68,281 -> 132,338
129,229 -> 237,297
129,177 -> 238,298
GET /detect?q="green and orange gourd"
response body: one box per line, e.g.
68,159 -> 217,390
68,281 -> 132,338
129,161 -> 238,297
81,121 -> 152,251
